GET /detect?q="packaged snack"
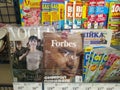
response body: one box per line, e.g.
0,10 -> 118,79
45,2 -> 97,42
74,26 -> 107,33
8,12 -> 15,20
73,1 -> 83,29
43,31 -> 83,82
41,0 -> 51,25
9,26 -> 55,82
94,0 -> 108,29
87,0 -> 96,29
64,0 -> 73,29
19,0 -> 41,26
50,0 -> 64,30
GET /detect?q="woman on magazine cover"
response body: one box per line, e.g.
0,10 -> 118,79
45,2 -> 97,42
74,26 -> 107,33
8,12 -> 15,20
26,35 -> 43,71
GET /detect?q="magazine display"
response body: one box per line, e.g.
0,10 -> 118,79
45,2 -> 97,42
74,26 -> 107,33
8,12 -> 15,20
43,31 -> 84,82
83,46 -> 120,83
9,26 -> 55,82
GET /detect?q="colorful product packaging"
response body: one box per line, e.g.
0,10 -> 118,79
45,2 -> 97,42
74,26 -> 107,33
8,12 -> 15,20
73,1 -> 83,29
19,0 -> 41,26
64,0 -> 73,29
82,1 -> 89,29
101,51 -> 120,82
97,51 -> 119,82
84,48 -> 104,82
94,0 -> 108,29
41,0 -> 51,25
92,47 -> 113,82
50,0 -> 64,30
108,2 -> 120,50
87,0 -> 96,29
83,46 -> 93,81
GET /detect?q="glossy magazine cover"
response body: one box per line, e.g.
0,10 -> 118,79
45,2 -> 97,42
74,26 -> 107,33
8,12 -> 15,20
43,31 -> 84,83
108,2 -> 120,50
9,26 -> 55,82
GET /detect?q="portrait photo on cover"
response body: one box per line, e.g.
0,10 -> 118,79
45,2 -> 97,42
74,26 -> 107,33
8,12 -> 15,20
9,27 -> 44,82
43,31 -> 84,82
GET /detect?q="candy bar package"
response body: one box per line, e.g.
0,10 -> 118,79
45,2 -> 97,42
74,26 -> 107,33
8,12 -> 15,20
0,25 -> 10,63
9,25 -> 55,82
43,31 -> 84,82
71,29 -> 113,47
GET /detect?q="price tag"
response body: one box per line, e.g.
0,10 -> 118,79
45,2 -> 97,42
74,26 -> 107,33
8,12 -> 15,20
69,83 -> 82,90
25,83 -> 42,90
13,82 -> 27,90
44,83 -> 56,90
92,83 -> 106,90
81,83 -> 93,90
55,83 -> 70,90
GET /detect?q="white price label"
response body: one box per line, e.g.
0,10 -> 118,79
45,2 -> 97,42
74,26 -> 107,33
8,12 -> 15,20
55,83 -> 70,90
69,83 -> 82,90
44,83 -> 56,90
92,83 -> 106,90
81,83 -> 93,90
26,83 -> 42,90
13,82 -> 26,90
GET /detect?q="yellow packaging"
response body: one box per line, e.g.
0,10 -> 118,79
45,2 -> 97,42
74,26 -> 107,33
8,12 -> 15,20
41,1 -> 51,25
